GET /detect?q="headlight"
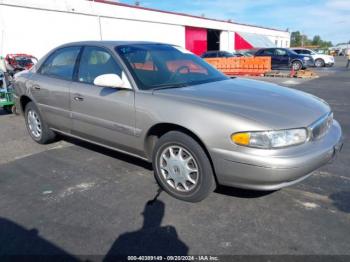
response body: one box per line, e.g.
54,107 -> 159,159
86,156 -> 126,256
303,57 -> 310,61
231,128 -> 308,149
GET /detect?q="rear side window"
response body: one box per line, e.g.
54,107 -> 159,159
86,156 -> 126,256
218,51 -> 233,57
203,52 -> 217,58
260,49 -> 274,55
78,46 -> 122,84
302,50 -> 312,55
39,47 -> 80,80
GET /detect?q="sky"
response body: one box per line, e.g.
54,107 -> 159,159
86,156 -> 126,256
118,0 -> 350,45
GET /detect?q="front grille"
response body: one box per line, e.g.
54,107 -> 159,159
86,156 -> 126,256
310,112 -> 333,140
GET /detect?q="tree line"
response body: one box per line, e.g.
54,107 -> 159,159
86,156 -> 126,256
290,31 -> 333,48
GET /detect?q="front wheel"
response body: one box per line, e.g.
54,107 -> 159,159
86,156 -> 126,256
24,102 -> 56,144
153,131 -> 216,202
291,61 -> 302,71
315,58 -> 325,67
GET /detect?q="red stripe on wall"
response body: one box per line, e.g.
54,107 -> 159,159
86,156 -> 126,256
185,27 -> 207,56
234,33 -> 253,50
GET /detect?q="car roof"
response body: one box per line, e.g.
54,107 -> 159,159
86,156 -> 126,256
291,48 -> 311,50
258,47 -> 286,50
57,41 -> 171,49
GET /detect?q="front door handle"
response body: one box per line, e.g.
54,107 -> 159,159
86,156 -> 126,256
73,94 -> 84,101
32,85 -> 41,90
74,96 -> 84,102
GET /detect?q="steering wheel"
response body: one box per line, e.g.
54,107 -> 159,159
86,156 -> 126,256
168,65 -> 190,82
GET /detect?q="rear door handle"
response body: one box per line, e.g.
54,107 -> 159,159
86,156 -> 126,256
32,85 -> 41,90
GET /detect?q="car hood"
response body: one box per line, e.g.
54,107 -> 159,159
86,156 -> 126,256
317,54 -> 333,59
154,78 -> 330,129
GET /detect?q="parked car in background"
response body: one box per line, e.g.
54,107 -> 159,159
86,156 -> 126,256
13,41 -> 343,202
236,49 -> 258,57
292,48 -> 335,67
255,48 -> 314,70
201,50 -> 235,58
201,50 -> 257,58
5,54 -> 38,76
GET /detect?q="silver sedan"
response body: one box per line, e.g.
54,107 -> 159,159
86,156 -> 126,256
13,41 -> 343,202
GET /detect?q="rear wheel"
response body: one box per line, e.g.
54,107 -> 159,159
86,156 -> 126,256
3,105 -> 17,114
292,60 -> 302,71
153,131 -> 216,202
24,102 -> 56,144
315,58 -> 325,67
3,105 -> 11,113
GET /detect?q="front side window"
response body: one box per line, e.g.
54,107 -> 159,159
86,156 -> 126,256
40,47 -> 80,80
275,49 -> 287,56
261,49 -> 274,55
78,46 -> 122,84
116,44 -> 227,90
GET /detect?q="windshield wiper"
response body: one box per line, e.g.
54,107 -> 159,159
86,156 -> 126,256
152,82 -> 189,91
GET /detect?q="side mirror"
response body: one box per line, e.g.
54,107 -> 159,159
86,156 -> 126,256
93,74 -> 131,89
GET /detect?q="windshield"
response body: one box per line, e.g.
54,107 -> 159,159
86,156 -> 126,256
115,44 -> 228,90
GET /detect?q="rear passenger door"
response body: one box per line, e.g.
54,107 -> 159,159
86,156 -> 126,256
70,46 -> 138,153
29,46 -> 81,132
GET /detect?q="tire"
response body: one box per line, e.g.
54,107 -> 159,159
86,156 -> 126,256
152,131 -> 216,202
3,105 -> 16,114
291,60 -> 302,71
3,105 -> 11,113
24,102 -> 56,144
315,58 -> 325,67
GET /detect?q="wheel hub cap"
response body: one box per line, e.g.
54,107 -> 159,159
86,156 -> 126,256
159,145 -> 199,192
27,110 -> 42,138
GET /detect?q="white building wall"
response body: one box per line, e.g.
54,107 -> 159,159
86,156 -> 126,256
0,0 -> 290,58
0,5 -> 101,58
219,31 -> 229,51
228,32 -> 236,52
100,18 -> 185,47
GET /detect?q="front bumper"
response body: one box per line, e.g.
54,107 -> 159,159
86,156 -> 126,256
211,120 -> 343,190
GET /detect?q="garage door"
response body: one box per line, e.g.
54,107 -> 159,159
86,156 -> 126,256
185,27 -> 207,56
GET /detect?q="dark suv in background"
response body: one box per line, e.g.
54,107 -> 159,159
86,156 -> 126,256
201,51 -> 235,58
255,48 -> 314,70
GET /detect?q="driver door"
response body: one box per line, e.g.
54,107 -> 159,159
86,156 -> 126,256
70,46 -> 138,152
274,49 -> 290,68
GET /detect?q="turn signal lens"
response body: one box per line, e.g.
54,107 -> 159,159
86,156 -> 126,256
231,132 -> 250,145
